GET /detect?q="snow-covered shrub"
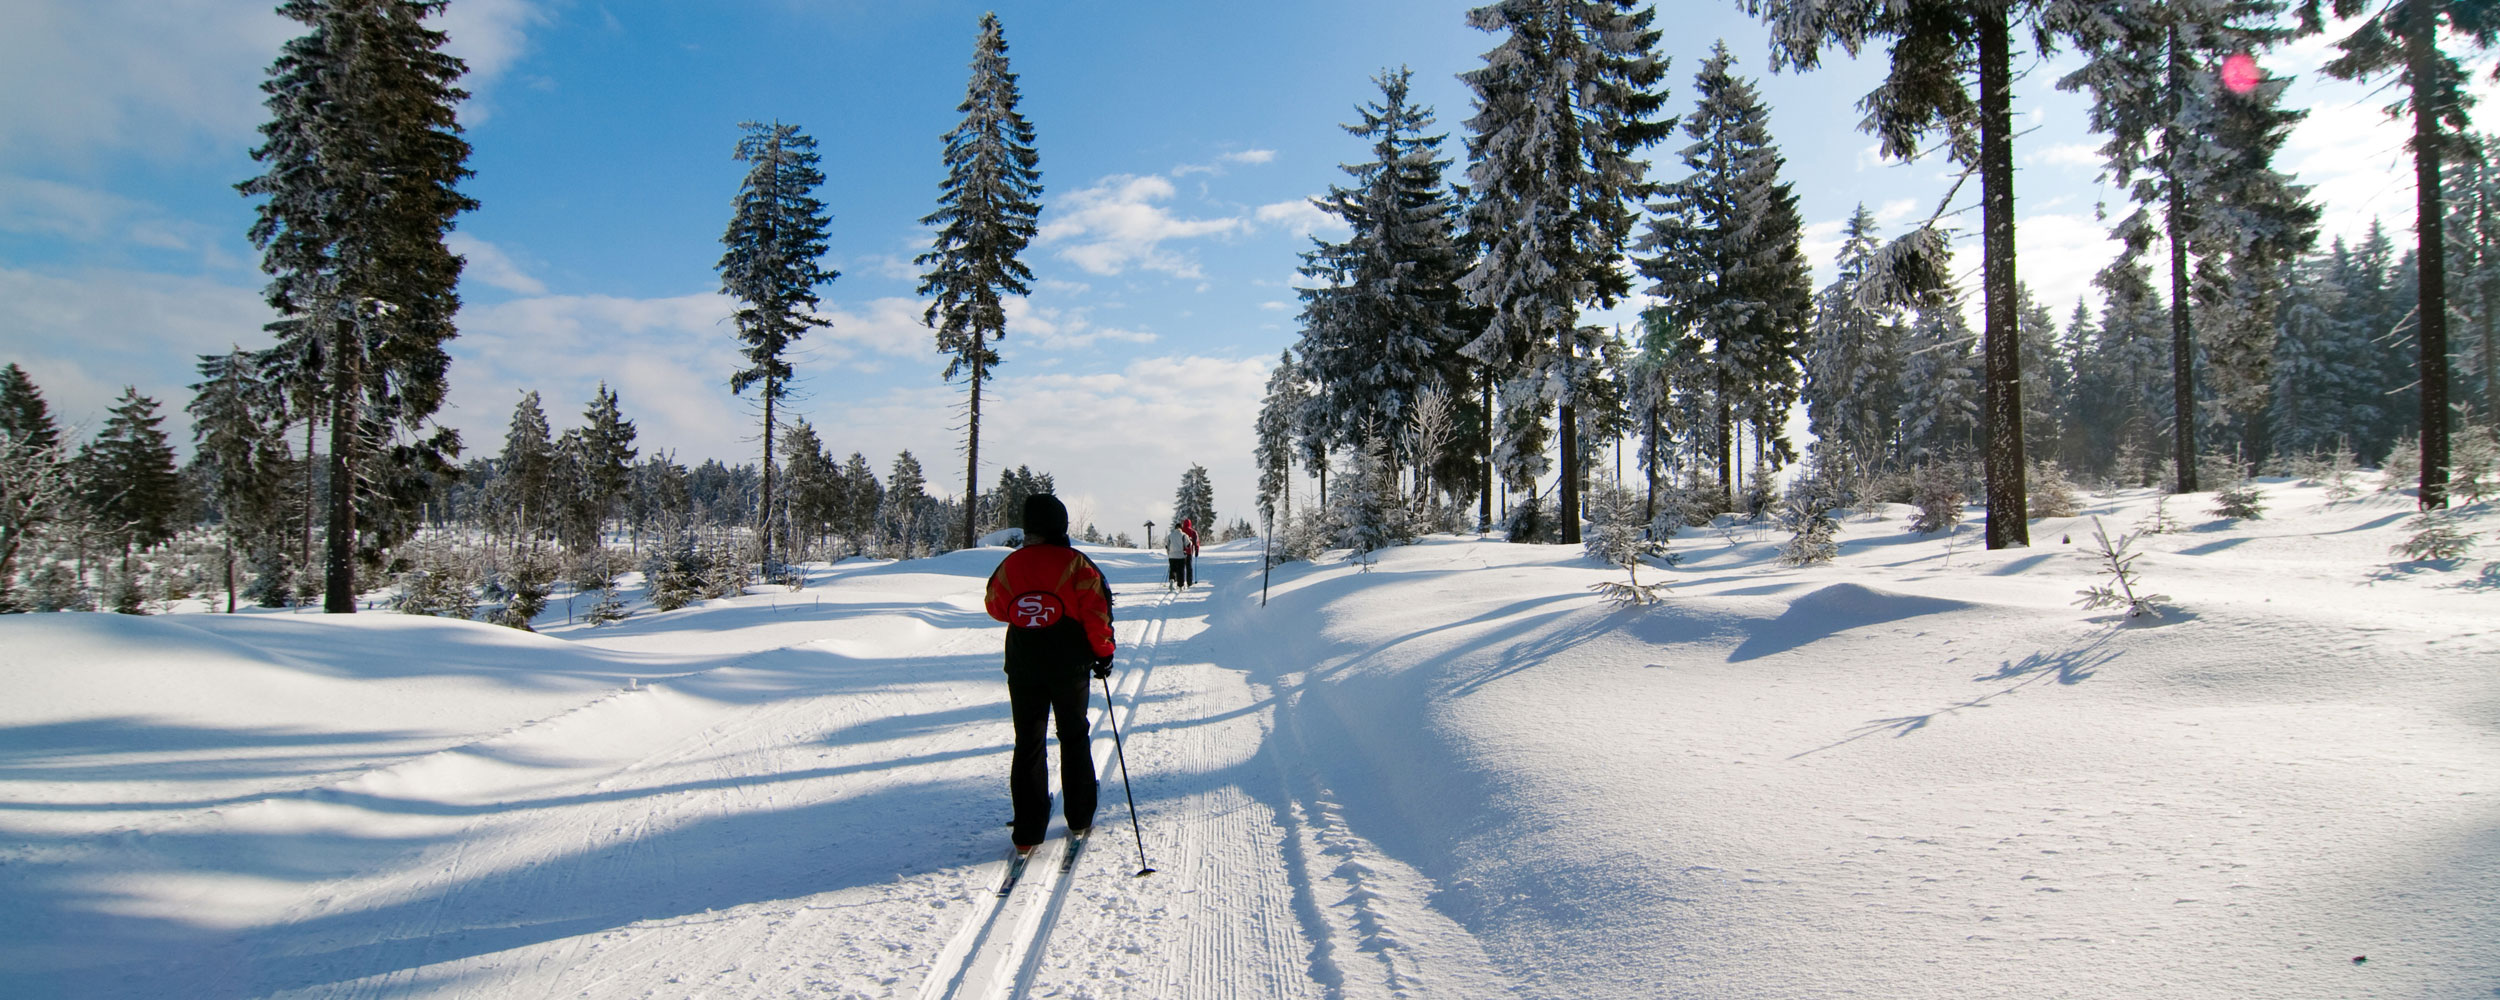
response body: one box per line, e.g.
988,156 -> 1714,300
2209,482 -> 2266,520
1739,461 -> 1781,522
2075,516 -> 2171,618
490,555 -> 557,631
1583,478 -> 1667,605
584,587 -> 630,625
2378,433 -> 2421,494
642,536 -> 705,612
2392,511 -> 2477,562
2195,451 -> 2250,495
1909,464 -> 1964,535
2027,460 -> 2083,519
28,561 -> 91,613
2288,448 -> 2362,502
1503,490 -> 1559,545
2451,425 -> 2498,504
395,562 -> 479,619
1329,438 -> 1409,565
698,538 -> 753,599
106,567 -> 145,615
1777,462 -> 1844,566
2134,494 -> 2182,535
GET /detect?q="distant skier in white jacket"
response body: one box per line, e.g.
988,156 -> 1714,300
1164,523 -> 1190,590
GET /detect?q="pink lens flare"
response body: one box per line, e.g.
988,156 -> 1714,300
2220,52 -> 2260,94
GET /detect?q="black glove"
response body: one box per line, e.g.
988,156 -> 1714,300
1091,656 -> 1114,680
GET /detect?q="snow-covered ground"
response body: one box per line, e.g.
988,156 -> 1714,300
3,478 -> 2494,999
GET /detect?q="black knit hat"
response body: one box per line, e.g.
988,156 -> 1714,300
1023,493 -> 1070,540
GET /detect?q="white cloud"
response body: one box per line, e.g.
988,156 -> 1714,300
1041,174 -> 1243,278
1254,198 -> 1341,237
447,232 -> 546,295
0,266 -> 279,450
1223,149 -> 1277,165
818,296 -> 936,363
2031,142 -> 2103,170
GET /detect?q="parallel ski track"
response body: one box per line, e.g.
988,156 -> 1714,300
918,583 -> 1183,1000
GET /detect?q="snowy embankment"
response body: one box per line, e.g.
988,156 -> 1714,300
1,478 -> 2494,999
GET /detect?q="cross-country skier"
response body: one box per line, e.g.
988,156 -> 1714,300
1163,521 -> 1190,590
1179,517 -> 1199,587
984,494 -> 1115,855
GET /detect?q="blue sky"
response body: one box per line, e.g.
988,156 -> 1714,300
0,0 -> 2454,538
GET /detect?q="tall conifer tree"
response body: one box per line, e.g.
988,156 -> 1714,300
2303,0 -> 2500,507
920,13 -> 1042,551
240,0 -> 475,611
79,388 -> 184,563
719,120 -> 836,569
1640,41 -> 1812,508
1458,0 -> 1674,544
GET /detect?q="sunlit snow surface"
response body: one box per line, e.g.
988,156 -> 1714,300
2,478 -> 2494,999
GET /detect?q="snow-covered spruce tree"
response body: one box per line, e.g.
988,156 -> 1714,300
642,533 -> 705,612
2267,252 -> 2368,459
837,452 -> 882,557
1896,299 -> 1982,467
2016,285 -> 2069,470
719,120 -> 836,573
573,382 -> 637,546
2210,479 -> 2267,519
0,363 -> 74,608
2393,508 -> 2478,561
78,387 -> 184,569
1639,40 -> 1812,511
494,390 -> 555,554
2448,131 -> 2500,423
1776,455 -> 1843,566
919,13 -> 1041,551
883,450 -> 928,558
1458,0 -> 1674,545
240,0 -> 475,613
2069,260 -> 2174,482
779,419 -> 835,560
2055,0 -> 2317,490
1173,464 -> 1216,533
188,350 -> 297,613
2304,0 -> 2500,509
1803,205 -> 1908,490
1584,476 -> 1667,603
1295,69 -> 1472,470
1328,436 -> 1408,566
1744,0 -> 2118,548
1909,462 -> 1967,535
1255,351 -> 1309,529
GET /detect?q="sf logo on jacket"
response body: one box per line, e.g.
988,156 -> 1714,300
1011,591 -> 1064,628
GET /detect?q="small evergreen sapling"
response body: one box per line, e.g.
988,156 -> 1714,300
2210,482 -> 2267,521
1585,479 -> 1668,605
2392,511 -> 2478,563
2134,494 -> 2182,535
1909,464 -> 1964,535
2075,516 -> 2171,619
2026,460 -> 2083,519
1776,466 -> 1843,566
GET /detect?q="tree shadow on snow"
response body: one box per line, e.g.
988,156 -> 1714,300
1788,632 -> 2121,759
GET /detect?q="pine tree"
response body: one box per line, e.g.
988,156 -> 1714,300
2268,252 -> 2361,457
719,120 -> 837,570
239,0 -> 475,612
2445,131 -> 2500,422
189,350 -> 297,612
1459,0 -> 1674,544
1640,40 -> 1812,509
838,452 -> 882,556
1744,0 -> 2113,547
1254,350 -> 1309,526
1896,302 -> 1982,466
0,364 -> 73,609
779,419 -> 834,559
575,382 -> 637,541
1296,68 -> 1472,464
883,451 -> 927,558
920,13 -> 1043,551
2058,0 -> 2317,489
2303,0 -> 2500,507
1173,464 -> 1217,533
79,387 -> 184,563
495,391 -> 555,551
1803,205 -> 1908,485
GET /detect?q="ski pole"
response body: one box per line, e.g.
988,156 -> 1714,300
1099,672 -> 1156,877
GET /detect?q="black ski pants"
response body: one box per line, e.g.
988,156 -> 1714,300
1007,661 -> 1097,846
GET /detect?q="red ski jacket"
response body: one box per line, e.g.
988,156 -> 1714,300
984,542 -> 1116,666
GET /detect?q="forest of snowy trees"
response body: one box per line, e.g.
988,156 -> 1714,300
1257,0 -> 2500,566
5,0 -> 2500,615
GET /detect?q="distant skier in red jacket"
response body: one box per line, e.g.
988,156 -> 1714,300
983,494 -> 1115,853
1179,517 -> 1199,587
